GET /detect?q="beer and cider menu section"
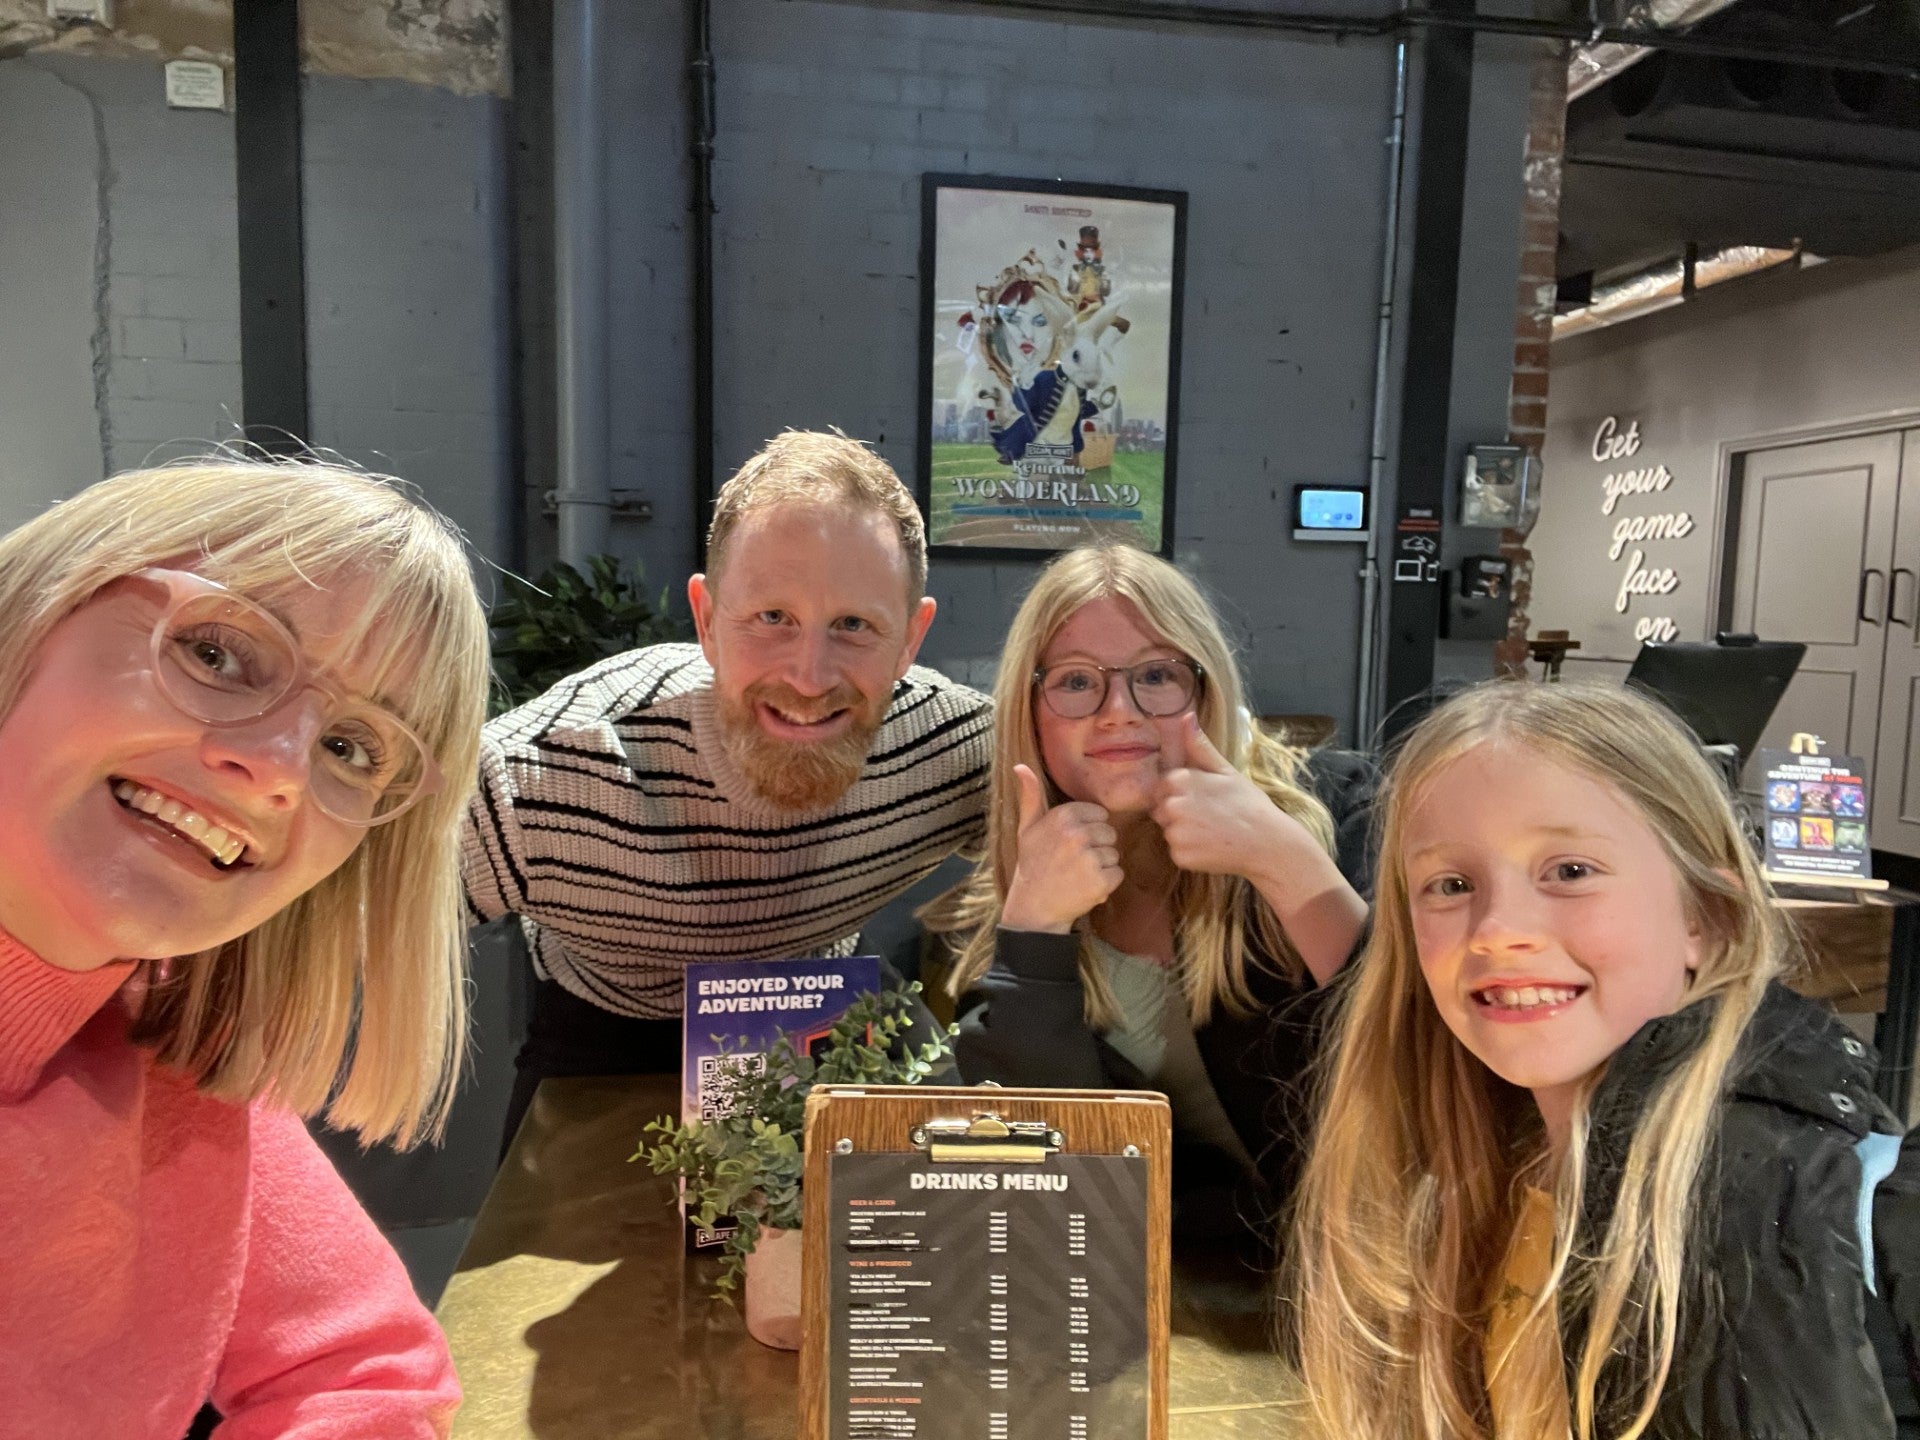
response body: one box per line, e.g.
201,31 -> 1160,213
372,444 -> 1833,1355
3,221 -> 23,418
827,1153 -> 1149,1440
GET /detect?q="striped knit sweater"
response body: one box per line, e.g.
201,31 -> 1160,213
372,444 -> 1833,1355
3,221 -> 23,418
461,643 -> 993,1018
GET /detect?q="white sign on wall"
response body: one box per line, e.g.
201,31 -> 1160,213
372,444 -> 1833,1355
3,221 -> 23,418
164,60 -> 225,112
1591,416 -> 1691,643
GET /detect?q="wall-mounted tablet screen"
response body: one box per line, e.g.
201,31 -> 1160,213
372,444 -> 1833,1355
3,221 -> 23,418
1293,485 -> 1368,541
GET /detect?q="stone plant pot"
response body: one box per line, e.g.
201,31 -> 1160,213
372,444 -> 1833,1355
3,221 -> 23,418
744,1224 -> 804,1351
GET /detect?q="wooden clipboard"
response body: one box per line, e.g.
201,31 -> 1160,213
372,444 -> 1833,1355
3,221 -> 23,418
798,1085 -> 1172,1440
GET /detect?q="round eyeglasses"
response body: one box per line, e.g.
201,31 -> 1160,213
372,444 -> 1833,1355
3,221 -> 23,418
1032,658 -> 1205,720
137,568 -> 441,826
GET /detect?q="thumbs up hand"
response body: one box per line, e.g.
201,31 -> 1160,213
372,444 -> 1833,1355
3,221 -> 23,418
1000,763 -> 1124,934
1152,714 -> 1304,882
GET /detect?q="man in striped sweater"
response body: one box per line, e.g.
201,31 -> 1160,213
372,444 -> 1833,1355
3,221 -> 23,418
462,433 -> 993,1143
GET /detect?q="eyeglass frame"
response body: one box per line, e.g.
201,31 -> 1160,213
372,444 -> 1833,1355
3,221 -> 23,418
1030,657 -> 1207,720
133,566 -> 443,827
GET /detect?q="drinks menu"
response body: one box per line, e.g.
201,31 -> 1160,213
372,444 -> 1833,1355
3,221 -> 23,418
826,1152 -> 1149,1439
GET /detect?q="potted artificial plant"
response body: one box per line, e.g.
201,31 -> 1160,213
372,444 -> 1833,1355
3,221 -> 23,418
488,555 -> 686,715
636,985 -> 954,1350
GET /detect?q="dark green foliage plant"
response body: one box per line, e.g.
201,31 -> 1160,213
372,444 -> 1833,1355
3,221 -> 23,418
488,554 -> 688,715
635,985 -> 955,1296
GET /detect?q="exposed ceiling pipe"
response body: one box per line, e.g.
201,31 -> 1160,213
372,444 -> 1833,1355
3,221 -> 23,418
1567,0 -> 1744,101
1554,257 -> 1688,338
1354,40 -> 1410,745
1552,244 -> 1800,338
877,0 -> 1919,79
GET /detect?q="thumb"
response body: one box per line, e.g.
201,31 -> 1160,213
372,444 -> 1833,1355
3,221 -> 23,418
1013,763 -> 1050,829
1182,713 -> 1235,775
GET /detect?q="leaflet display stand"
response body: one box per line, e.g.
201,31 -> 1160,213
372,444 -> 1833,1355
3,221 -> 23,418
798,1085 -> 1172,1440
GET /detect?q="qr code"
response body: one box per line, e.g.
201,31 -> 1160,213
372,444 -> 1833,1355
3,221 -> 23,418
697,1051 -> 765,1123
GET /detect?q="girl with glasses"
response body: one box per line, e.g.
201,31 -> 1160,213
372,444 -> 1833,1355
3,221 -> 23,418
0,457 -> 488,1437
927,544 -> 1370,1258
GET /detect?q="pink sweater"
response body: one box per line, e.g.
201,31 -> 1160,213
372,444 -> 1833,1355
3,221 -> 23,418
0,933 -> 460,1437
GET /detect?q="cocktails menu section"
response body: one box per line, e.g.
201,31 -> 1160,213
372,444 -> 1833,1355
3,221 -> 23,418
827,1152 -> 1149,1440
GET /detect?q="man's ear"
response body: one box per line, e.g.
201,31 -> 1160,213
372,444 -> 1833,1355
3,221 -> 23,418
688,573 -> 719,664
895,596 -> 937,679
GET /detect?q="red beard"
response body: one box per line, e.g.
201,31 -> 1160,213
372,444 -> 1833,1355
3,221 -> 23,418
715,680 -> 885,811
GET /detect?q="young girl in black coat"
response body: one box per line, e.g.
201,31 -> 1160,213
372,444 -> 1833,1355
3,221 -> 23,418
1290,679 -> 1920,1439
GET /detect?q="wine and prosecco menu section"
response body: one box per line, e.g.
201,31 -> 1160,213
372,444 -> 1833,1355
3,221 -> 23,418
827,1153 -> 1148,1440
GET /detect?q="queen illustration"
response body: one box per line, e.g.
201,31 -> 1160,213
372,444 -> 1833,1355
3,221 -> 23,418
971,256 -> 1117,468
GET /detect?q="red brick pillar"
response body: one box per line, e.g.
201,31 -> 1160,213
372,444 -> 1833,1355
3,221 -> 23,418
1493,41 -> 1570,677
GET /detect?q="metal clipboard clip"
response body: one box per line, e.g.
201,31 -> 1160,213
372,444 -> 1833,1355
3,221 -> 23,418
910,1112 -> 1064,1164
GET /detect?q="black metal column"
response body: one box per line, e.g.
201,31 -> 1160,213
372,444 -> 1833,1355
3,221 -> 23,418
233,0 -> 310,452
1381,12 -> 1475,736
689,0 -> 717,570
1875,896 -> 1920,1121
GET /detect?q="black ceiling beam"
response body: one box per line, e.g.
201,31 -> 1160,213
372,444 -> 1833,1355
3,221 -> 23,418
894,0 -> 1920,80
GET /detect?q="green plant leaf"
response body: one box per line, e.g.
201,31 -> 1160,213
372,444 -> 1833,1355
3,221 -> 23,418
634,983 -> 954,1302
488,555 -> 693,716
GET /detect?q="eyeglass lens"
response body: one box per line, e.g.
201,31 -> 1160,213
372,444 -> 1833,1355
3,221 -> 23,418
1039,660 -> 1199,719
153,592 -> 428,823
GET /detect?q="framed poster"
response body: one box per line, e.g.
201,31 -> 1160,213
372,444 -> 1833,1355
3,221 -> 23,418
917,175 -> 1186,557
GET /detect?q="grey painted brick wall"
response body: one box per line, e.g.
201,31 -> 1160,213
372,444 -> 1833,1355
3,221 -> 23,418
0,53 -> 512,574
586,0 -> 701,601
0,59 -> 101,527
0,53 -> 245,507
5,13 -> 1537,737
602,0 -> 1422,734
89,55 -> 246,479
304,73 -> 515,573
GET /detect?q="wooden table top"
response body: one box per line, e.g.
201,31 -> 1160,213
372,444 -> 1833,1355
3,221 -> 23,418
437,1074 -> 1307,1439
1778,887 -> 1911,1014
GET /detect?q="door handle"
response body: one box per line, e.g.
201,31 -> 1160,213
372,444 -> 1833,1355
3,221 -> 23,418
1893,568 -> 1917,627
1861,568 -> 1887,624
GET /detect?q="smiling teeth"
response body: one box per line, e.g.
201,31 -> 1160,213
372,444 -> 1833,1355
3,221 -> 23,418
1485,985 -> 1580,1009
112,781 -> 248,867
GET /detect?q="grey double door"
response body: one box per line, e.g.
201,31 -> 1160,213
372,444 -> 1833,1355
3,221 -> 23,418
1729,429 -> 1920,857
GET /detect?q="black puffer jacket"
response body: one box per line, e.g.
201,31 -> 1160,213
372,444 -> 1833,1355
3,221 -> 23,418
950,747 -> 1375,1256
1566,983 -> 1920,1438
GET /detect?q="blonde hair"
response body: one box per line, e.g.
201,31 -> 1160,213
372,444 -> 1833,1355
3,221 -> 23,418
1288,680 -> 1787,1440
930,544 -> 1336,1030
707,430 -> 927,600
0,456 -> 489,1148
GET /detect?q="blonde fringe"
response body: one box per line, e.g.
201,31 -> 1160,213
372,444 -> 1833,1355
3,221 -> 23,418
0,457 -> 487,1147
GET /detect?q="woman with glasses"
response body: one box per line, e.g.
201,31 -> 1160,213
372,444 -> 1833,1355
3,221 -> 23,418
0,457 -> 487,1436
930,544 -> 1370,1257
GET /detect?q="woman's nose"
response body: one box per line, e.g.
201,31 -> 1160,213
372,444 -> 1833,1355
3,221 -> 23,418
197,699 -> 324,809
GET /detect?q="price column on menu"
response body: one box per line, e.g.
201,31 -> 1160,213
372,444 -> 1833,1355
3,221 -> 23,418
827,1153 -> 1149,1440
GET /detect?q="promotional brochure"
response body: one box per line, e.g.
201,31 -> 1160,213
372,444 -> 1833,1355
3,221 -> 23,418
680,955 -> 882,1249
